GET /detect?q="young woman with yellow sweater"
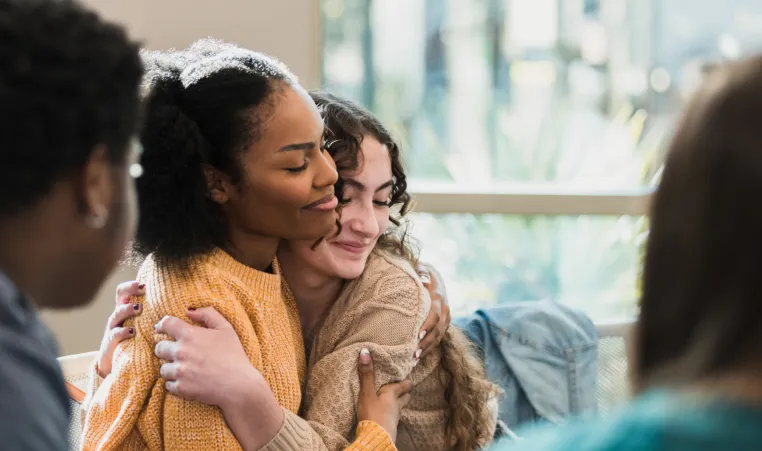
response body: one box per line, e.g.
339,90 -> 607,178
90,90 -> 498,450
81,40 -> 411,451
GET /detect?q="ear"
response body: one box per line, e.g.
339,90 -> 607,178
81,146 -> 114,228
202,164 -> 234,205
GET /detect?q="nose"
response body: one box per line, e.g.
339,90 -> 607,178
347,202 -> 380,239
313,148 -> 338,190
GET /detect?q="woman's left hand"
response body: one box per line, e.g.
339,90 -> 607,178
415,262 -> 451,360
153,307 -> 259,411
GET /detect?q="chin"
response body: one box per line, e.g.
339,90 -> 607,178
334,260 -> 366,280
292,220 -> 338,241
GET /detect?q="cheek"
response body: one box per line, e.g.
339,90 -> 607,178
376,210 -> 391,237
113,174 -> 138,245
246,172 -> 312,207
126,178 -> 138,240
236,172 -> 314,230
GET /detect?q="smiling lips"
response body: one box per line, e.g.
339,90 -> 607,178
331,241 -> 368,255
303,193 -> 338,212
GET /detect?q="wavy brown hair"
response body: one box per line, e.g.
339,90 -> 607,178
310,91 -> 498,450
636,55 -> 762,392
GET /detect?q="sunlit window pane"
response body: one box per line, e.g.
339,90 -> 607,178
322,0 -> 762,189
409,214 -> 645,319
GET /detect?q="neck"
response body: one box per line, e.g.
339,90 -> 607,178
690,369 -> 762,408
277,246 -> 344,338
225,228 -> 281,272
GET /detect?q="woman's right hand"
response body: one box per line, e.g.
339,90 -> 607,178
96,281 -> 144,378
356,348 -> 412,442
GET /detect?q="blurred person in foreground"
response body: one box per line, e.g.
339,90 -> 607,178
0,0 -> 143,449
494,53 -> 762,451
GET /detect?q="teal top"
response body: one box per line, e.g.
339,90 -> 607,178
492,389 -> 762,451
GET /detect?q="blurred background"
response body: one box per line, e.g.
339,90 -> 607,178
46,0 -> 762,353
321,0 -> 762,318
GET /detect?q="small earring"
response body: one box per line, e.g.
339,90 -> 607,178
86,204 -> 109,229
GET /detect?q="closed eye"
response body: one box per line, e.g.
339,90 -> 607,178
286,161 -> 308,173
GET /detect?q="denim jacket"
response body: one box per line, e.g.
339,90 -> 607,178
456,301 -> 598,430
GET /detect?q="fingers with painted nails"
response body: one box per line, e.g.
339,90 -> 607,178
96,281 -> 144,378
415,262 -> 452,361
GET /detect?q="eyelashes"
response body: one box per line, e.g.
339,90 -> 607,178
286,141 -> 330,173
341,198 -> 391,208
285,161 -> 308,173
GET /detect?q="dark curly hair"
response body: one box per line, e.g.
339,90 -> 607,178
0,0 -> 142,217
309,91 -> 498,450
132,39 -> 296,263
309,91 -> 414,261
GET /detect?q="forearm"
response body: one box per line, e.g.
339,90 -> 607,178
220,367 -> 285,451
260,409 -> 395,451
80,361 -> 104,427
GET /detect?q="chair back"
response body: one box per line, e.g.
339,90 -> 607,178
59,351 -> 98,450
595,319 -> 635,414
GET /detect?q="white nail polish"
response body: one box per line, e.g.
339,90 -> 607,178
360,348 -> 370,356
419,330 -> 427,340
415,349 -> 422,359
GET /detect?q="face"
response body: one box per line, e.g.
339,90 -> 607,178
211,84 -> 339,241
285,135 -> 392,280
57,140 -> 139,309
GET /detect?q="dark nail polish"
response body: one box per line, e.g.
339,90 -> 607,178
188,307 -> 196,311
133,304 -> 141,311
128,327 -> 135,334
138,283 -> 145,290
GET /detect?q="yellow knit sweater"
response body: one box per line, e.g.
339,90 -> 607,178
81,248 -> 394,451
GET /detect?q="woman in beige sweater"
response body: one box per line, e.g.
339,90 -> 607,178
95,92 -> 497,450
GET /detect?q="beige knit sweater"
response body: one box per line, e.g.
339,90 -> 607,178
262,251 -> 462,451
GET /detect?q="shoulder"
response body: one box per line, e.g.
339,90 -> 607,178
0,331 -> 69,450
499,418 -> 659,451
135,253 -> 236,324
361,251 -> 425,297
354,251 -> 428,314
503,391 -> 705,451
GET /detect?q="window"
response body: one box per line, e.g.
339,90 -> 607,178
322,0 -> 762,318
412,214 -> 645,319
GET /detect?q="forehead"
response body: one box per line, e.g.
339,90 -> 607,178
352,136 -> 391,181
255,85 -> 324,149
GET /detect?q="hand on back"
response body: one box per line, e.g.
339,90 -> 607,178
96,281 -> 144,378
96,279 -> 412,444
416,262 -> 452,359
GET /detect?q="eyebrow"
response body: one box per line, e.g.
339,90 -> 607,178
277,141 -> 317,152
344,179 -> 393,193
277,123 -> 327,153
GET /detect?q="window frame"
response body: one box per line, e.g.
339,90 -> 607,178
410,182 -> 653,215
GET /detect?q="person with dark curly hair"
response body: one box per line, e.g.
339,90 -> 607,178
81,39 -> 412,451
91,91 -> 496,450
269,92 -> 497,451
0,0 -> 143,449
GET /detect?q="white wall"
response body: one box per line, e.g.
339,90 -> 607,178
41,0 -> 322,355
